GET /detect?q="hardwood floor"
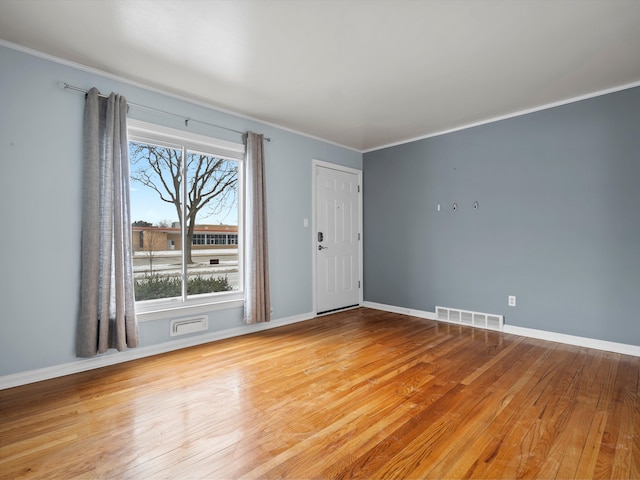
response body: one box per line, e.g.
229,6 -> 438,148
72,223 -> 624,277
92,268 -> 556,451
1,307 -> 638,479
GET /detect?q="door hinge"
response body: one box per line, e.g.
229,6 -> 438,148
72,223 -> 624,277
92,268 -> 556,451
358,185 -> 361,193
358,281 -> 361,288
358,233 -> 361,241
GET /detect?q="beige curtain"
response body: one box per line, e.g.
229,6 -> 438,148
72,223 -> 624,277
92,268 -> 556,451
77,88 -> 138,357
243,132 -> 271,324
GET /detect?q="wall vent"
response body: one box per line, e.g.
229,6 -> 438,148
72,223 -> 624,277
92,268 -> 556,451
170,316 -> 209,336
435,306 -> 503,331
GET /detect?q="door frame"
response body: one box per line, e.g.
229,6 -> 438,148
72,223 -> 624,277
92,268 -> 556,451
312,159 -> 363,315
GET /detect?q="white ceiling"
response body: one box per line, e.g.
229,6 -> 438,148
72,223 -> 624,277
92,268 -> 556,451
1,0 -> 640,152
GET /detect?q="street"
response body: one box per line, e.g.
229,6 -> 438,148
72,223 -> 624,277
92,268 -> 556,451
133,249 -> 239,287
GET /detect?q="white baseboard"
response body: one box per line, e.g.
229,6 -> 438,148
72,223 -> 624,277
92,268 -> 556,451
502,324 -> 640,357
5,304 -> 638,390
0,311 -> 315,390
363,301 -> 640,357
362,301 -> 437,321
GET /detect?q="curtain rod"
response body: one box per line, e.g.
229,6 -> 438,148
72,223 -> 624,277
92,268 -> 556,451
60,82 -> 271,142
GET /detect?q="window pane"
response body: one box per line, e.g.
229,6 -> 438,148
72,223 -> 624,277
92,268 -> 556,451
185,151 -> 239,296
129,141 -> 183,301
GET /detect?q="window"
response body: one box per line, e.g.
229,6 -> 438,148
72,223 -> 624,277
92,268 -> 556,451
192,234 -> 206,245
127,120 -> 245,315
193,233 -> 238,245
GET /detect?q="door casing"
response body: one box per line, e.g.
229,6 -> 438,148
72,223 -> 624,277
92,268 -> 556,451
312,159 -> 363,315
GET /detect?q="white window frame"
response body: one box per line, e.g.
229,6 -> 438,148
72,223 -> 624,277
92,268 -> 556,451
127,119 -> 245,321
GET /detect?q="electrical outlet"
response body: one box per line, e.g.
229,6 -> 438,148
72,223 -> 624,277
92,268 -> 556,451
508,295 -> 516,307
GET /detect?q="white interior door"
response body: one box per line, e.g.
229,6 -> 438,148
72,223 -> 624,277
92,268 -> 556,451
315,163 -> 361,314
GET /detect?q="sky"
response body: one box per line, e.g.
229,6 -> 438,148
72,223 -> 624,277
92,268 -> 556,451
130,184 -> 238,226
129,142 -> 239,227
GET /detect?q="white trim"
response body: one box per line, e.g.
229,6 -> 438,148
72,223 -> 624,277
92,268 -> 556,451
362,80 -> 640,153
137,298 -> 244,322
127,118 -> 245,313
502,325 -> 640,358
0,311 -> 315,390
363,301 -> 438,321
0,39 -> 361,153
128,119 -> 245,160
362,302 -> 640,357
312,160 -> 364,314
313,159 -> 362,177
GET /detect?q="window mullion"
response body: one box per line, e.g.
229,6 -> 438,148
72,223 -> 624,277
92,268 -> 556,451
181,146 -> 188,301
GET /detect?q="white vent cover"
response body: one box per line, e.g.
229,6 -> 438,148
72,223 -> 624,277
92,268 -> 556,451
170,316 -> 208,336
435,306 -> 503,331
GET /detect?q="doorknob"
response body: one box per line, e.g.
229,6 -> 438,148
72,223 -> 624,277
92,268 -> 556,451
318,245 -> 328,250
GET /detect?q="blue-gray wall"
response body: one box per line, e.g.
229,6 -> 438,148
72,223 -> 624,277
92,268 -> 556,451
0,45 -> 361,377
363,86 -> 640,346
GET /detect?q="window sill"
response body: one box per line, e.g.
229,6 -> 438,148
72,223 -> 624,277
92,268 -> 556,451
136,295 -> 244,322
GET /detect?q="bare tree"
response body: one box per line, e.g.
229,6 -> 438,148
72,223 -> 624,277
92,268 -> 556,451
129,143 -> 238,264
142,228 -> 166,274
